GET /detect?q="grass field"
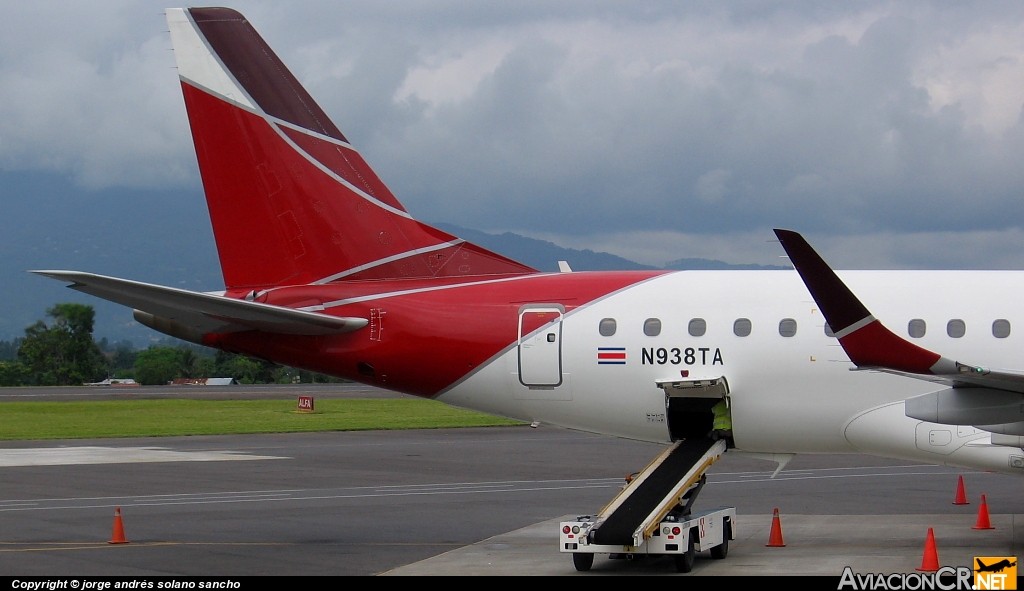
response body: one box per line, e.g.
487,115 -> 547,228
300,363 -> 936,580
0,399 -> 524,440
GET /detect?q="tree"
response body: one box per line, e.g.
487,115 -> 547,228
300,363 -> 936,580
0,339 -> 21,361
18,304 -> 107,386
179,349 -> 201,378
0,339 -> 26,387
214,351 -> 283,384
109,344 -> 138,375
134,347 -> 186,385
0,361 -> 26,386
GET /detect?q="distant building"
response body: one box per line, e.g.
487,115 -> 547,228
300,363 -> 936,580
204,377 -> 237,386
169,377 -> 237,386
87,378 -> 139,386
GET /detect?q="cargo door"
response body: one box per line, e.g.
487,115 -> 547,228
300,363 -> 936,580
657,377 -> 730,442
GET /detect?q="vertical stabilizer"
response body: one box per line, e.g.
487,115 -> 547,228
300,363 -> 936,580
167,8 -> 534,289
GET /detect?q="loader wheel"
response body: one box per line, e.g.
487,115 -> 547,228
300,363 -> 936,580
573,552 -> 594,571
674,532 -> 696,573
711,519 -> 730,559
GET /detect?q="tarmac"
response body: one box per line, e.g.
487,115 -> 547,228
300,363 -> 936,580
2,384 -> 1023,576
384,514 -> 1024,575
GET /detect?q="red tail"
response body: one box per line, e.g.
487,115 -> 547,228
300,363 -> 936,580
168,8 -> 534,290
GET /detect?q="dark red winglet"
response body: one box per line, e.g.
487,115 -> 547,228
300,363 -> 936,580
773,229 -> 945,374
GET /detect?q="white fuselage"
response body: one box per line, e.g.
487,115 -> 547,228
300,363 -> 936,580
438,270 -> 1024,475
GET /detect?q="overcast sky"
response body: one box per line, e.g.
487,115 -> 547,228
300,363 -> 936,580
3,1 -> 1024,268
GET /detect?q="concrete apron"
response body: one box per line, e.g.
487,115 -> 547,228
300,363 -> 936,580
382,514 -> 1024,576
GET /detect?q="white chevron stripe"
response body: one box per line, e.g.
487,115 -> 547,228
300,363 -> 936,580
311,240 -> 466,285
833,315 -> 876,339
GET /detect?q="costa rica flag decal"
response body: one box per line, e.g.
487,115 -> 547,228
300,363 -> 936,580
597,347 -> 626,365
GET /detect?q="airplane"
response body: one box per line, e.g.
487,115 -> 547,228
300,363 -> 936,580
35,7 -> 1024,482
976,558 -> 1016,574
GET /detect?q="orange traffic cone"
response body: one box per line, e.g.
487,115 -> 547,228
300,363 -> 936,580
916,527 -> 940,572
108,507 -> 128,544
953,475 -> 969,505
972,494 -> 995,530
766,508 -> 786,547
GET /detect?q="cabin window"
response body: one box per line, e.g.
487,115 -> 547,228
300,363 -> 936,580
733,318 -> 751,337
993,319 -> 1011,339
643,318 -> 662,337
779,318 -> 797,337
947,319 -> 966,338
824,323 -> 835,338
688,318 -> 706,337
599,318 -> 617,337
908,319 -> 926,339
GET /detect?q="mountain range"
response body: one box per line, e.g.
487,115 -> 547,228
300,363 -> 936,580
0,171 -> 784,344
431,223 -> 788,273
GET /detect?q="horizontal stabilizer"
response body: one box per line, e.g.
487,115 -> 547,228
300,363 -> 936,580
32,270 -> 367,337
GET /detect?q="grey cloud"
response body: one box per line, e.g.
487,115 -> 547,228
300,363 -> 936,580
355,7 -> 1024,241
0,1 -> 194,189
695,170 -> 731,203
523,227 -> 1024,271
3,1 -> 1024,268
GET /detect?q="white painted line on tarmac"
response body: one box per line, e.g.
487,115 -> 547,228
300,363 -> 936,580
709,470 -> 954,485
0,478 -> 624,513
711,464 -> 943,476
0,446 -> 287,467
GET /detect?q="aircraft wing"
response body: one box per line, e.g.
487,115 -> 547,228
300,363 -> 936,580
773,230 -> 1024,395
32,270 -> 368,337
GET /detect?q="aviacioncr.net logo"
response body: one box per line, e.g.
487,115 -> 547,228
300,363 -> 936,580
973,557 -> 1017,590
838,567 -> 973,590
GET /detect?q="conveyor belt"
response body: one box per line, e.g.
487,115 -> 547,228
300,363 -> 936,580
591,438 -> 722,546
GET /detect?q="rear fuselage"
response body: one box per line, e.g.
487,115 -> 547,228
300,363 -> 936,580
207,269 -> 1024,474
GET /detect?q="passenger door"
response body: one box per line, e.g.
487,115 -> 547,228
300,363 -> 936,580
518,307 -> 563,387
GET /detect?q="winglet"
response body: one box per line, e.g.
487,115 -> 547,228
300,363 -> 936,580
773,229 -> 955,375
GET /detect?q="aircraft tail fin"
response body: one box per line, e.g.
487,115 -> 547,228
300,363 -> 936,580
167,8 -> 534,290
